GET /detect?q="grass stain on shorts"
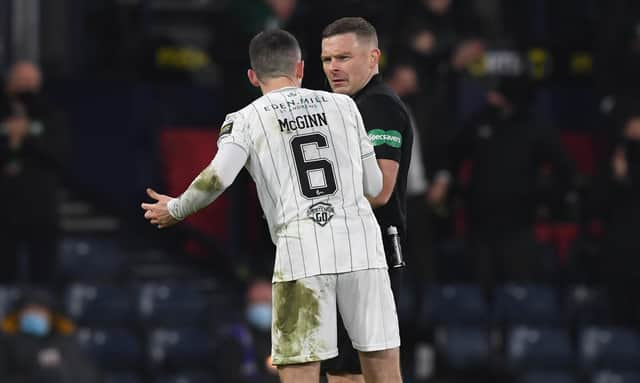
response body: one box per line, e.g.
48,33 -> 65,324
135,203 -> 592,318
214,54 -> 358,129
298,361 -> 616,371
273,280 -> 322,363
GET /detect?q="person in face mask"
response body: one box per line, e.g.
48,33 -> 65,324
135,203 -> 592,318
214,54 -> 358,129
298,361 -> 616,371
0,287 -> 100,383
449,74 -> 574,293
0,61 -> 70,285
218,279 -> 279,383
19,305 -> 52,338
245,281 -> 273,332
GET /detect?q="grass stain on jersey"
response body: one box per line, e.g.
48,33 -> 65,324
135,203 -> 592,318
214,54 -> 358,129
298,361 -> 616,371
274,222 -> 288,236
273,280 -> 322,363
193,167 -> 223,193
273,270 -> 284,281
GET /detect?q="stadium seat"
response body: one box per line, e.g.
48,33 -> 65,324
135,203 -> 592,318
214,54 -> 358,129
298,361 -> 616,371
591,370 -> 640,383
579,327 -> 640,371
560,132 -> 596,177
154,371 -> 217,383
65,283 -> 134,327
506,326 -> 573,371
58,237 -> 124,281
521,371 -> 577,383
493,284 -> 561,326
421,284 -> 488,326
148,327 -> 216,370
0,285 -> 21,319
565,285 -> 610,325
76,327 -> 143,370
435,326 -> 490,369
137,283 -> 210,326
104,372 -> 143,383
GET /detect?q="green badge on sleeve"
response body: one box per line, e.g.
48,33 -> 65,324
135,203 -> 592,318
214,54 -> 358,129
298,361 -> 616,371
368,129 -> 402,148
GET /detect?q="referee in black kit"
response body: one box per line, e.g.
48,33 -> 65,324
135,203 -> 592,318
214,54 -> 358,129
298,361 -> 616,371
320,17 -> 413,382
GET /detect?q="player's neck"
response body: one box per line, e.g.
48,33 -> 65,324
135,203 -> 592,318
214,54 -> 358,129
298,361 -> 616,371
260,76 -> 300,94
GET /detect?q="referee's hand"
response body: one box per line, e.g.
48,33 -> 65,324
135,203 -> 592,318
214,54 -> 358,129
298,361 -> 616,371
141,188 -> 178,229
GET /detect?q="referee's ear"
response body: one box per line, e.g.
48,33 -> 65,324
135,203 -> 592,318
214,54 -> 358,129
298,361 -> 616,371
247,69 -> 261,88
370,48 -> 381,69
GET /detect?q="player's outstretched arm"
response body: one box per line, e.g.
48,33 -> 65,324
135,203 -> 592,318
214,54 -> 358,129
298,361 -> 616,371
141,143 -> 248,228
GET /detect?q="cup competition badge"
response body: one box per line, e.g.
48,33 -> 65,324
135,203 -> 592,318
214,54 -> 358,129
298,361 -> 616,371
307,202 -> 334,227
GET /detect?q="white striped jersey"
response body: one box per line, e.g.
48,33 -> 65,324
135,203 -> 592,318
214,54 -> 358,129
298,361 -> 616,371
217,86 -> 387,282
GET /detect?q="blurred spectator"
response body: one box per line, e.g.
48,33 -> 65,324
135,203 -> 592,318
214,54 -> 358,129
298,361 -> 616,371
0,288 -> 100,383
216,0 -> 315,110
475,0 -> 562,48
385,62 -> 448,290
450,75 -> 573,292
219,279 -> 278,383
0,61 -> 69,285
590,114 -> 640,324
401,0 -> 485,207
595,1 -> 640,117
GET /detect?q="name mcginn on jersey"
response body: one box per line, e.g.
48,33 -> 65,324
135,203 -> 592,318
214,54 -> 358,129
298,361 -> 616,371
278,112 -> 328,133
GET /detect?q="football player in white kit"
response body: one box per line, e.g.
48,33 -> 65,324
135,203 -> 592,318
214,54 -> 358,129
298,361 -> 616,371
141,29 -> 402,383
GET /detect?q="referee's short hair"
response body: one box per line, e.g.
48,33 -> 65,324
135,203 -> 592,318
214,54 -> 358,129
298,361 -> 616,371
322,17 -> 378,47
249,29 -> 301,81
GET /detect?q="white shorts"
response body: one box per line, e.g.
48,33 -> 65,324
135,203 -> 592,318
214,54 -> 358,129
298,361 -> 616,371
271,268 -> 401,365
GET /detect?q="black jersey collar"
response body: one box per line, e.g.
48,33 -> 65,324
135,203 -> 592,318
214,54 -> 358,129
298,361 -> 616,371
353,74 -> 382,100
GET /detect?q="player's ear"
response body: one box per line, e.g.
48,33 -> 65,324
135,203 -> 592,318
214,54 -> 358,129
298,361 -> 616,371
296,60 -> 304,82
247,69 -> 261,88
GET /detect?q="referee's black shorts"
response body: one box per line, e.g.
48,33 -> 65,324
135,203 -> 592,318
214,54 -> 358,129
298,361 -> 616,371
320,265 -> 403,375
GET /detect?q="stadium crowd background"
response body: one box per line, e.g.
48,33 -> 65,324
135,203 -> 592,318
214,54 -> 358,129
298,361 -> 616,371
1,0 -> 640,382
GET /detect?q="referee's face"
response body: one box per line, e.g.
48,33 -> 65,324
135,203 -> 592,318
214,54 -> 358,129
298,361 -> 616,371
321,33 -> 377,95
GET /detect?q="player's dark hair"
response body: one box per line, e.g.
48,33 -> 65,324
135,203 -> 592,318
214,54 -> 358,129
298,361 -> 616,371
249,29 -> 301,81
322,17 -> 378,47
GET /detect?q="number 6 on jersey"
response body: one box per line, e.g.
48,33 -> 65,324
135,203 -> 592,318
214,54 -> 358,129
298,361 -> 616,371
290,133 -> 338,198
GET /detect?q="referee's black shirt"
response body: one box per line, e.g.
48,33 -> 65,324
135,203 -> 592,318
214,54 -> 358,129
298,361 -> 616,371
353,74 -> 413,248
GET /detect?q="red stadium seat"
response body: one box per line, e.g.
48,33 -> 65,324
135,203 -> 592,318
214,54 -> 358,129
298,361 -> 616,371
534,222 -> 578,264
560,132 -> 595,177
159,128 -> 230,242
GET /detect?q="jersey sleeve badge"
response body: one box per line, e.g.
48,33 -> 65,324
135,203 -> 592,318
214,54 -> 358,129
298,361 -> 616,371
220,121 -> 233,137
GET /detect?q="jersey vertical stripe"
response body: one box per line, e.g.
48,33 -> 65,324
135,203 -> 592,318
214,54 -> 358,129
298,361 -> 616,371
282,90 -> 326,275
264,93 -> 308,278
346,98 -> 378,265
279,91 -> 325,276
249,104 -> 296,277
293,89 -> 339,274
331,94 -> 372,269
315,96 -> 354,270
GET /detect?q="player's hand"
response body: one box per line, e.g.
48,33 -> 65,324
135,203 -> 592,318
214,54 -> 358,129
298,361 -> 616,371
141,188 -> 179,229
